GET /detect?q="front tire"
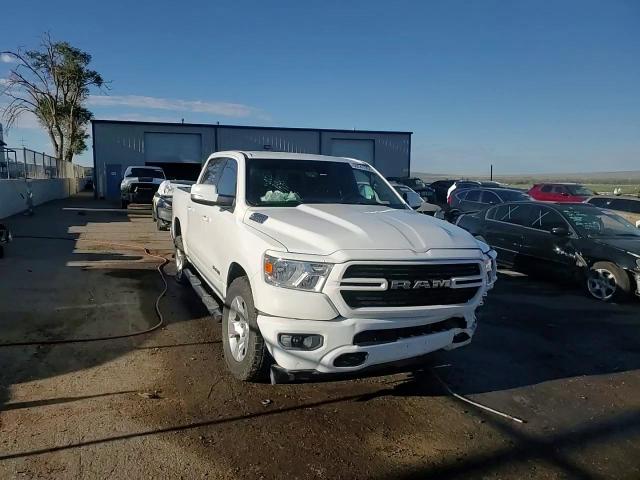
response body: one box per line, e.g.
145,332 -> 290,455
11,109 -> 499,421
222,277 -> 271,382
586,261 -> 630,301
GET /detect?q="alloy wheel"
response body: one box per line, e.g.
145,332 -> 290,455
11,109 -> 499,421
587,269 -> 617,301
227,296 -> 250,362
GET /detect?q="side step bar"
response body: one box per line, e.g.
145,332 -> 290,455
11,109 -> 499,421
183,268 -> 223,321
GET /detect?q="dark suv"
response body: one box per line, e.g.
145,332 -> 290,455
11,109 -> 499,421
585,195 -> 640,227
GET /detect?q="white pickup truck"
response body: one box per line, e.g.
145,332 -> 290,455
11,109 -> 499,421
172,151 -> 497,383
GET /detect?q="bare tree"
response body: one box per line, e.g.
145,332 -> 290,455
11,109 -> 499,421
1,34 -> 105,163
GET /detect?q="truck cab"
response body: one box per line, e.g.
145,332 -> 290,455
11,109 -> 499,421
171,151 -> 497,383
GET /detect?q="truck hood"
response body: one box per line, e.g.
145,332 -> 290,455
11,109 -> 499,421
244,204 -> 481,256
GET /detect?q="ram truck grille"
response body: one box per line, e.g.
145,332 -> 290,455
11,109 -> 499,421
340,263 -> 481,308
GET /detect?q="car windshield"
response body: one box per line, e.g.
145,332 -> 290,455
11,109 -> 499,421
395,187 -> 423,205
498,190 -> 530,201
246,159 -> 406,209
127,168 -> 165,179
565,185 -> 594,196
557,205 -> 640,237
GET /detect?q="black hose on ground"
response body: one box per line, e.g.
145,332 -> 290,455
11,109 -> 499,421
0,235 -> 169,347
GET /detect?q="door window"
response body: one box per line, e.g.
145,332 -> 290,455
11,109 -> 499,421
540,185 -> 553,193
528,206 -> 567,232
493,204 -> 533,226
587,197 -> 611,208
551,185 -> 567,194
465,190 -> 481,202
481,191 -> 501,205
216,160 -> 237,197
200,158 -> 226,185
609,199 -> 640,214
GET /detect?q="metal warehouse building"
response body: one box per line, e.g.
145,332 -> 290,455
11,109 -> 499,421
91,120 -> 412,199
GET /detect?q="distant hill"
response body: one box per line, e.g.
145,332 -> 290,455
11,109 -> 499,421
414,170 -> 640,185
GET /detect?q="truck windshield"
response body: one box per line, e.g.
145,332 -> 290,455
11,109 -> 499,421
246,159 -> 407,209
127,168 -> 165,179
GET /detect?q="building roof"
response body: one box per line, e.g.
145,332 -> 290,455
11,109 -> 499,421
91,119 -> 412,135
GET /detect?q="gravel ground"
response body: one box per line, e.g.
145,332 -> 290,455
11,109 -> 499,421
0,193 -> 639,480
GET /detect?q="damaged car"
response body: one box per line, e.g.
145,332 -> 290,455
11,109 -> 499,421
457,202 -> 640,301
120,166 -> 166,209
0,224 -> 12,258
152,179 -> 195,230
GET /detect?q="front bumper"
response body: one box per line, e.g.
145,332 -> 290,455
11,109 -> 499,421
257,312 -> 476,374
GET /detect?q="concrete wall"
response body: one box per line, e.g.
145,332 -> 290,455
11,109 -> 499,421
0,178 -> 84,219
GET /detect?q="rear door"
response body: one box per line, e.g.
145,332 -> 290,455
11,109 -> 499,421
536,184 -> 555,202
460,189 -> 482,212
483,203 -> 532,267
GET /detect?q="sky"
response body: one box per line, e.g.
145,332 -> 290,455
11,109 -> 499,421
1,0 -> 639,174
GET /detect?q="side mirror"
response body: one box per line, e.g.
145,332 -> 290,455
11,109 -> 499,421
191,184 -> 234,207
550,226 -> 570,236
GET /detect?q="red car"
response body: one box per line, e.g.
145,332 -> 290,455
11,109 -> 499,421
528,183 -> 595,203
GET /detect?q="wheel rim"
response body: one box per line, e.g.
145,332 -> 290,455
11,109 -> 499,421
227,296 -> 249,362
175,247 -> 185,274
587,269 -> 617,300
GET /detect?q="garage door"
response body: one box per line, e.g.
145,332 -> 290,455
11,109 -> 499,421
144,133 -> 202,163
330,139 -> 374,165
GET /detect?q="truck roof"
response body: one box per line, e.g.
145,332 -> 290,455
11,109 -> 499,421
214,150 -> 369,165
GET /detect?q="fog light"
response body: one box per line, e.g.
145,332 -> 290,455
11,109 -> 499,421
333,352 -> 368,367
278,333 -> 323,351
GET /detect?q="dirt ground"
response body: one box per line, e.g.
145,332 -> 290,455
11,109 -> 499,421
0,193 -> 639,480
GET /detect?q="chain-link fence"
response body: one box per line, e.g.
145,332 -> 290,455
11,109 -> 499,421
0,147 -> 87,179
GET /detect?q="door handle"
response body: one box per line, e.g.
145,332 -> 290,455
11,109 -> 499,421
202,215 -> 210,222
187,206 -> 193,212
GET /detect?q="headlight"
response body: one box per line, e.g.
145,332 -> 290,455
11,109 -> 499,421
264,254 -> 333,292
484,256 -> 493,274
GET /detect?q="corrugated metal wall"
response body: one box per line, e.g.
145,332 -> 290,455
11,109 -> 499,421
217,128 -> 319,154
93,121 -> 411,198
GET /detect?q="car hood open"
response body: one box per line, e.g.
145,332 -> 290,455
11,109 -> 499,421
244,204 -> 481,256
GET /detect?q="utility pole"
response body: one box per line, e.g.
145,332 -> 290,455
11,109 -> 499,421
490,164 -> 493,181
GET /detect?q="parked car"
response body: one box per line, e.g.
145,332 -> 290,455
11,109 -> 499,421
585,195 -> 640,228
152,180 -> 195,230
387,177 -> 436,203
429,179 -> 457,205
457,201 -> 640,301
390,183 -> 441,216
0,224 -> 12,258
447,180 -> 482,205
451,187 -> 531,214
528,183 -> 595,203
172,151 -> 497,383
120,166 -> 166,208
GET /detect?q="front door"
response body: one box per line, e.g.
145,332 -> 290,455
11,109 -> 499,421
105,164 -> 122,200
520,205 -> 576,275
201,158 -> 238,294
188,157 -> 227,275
